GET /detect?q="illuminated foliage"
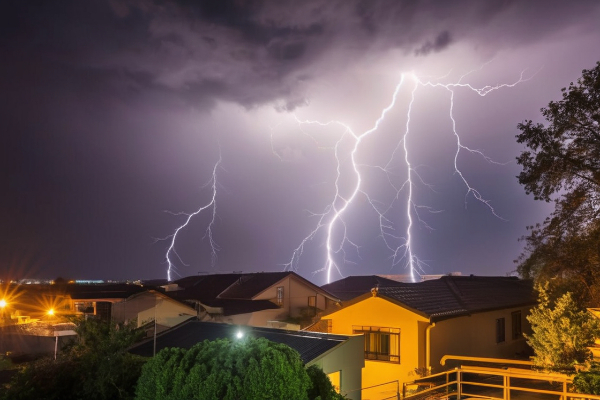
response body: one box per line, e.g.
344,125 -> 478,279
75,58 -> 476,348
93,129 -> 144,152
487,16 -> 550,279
306,364 -> 348,400
516,61 -> 600,307
525,285 -> 600,372
574,363 -> 600,395
135,338 -> 345,400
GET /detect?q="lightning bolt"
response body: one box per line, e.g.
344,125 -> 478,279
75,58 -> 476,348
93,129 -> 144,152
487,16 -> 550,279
158,152 -> 222,281
281,67 -> 535,283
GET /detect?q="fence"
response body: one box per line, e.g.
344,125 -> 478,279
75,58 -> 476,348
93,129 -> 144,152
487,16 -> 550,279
403,366 -> 600,400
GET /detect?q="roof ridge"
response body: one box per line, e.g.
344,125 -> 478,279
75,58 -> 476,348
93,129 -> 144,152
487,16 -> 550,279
443,276 -> 468,311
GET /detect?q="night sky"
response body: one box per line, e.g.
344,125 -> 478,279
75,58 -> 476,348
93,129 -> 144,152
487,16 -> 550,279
2,1 -> 600,284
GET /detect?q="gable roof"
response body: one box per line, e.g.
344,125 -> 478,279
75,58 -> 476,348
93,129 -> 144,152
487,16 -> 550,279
170,271 -> 339,303
375,275 -> 535,322
321,275 -> 404,301
217,272 -> 291,299
129,320 -> 350,363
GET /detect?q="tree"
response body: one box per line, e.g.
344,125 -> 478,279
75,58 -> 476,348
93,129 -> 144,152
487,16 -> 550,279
525,284 -> 600,372
574,363 -> 600,395
1,317 -> 145,400
515,61 -> 600,306
135,337 -> 346,400
306,364 -> 348,400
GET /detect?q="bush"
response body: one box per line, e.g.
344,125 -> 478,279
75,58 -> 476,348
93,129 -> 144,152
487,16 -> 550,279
525,285 -> 600,372
574,364 -> 600,395
135,337 -> 345,400
1,318 -> 145,400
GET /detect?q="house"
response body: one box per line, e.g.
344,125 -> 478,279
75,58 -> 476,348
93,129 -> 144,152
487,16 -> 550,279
111,290 -> 196,334
309,275 -> 536,399
129,320 -> 364,400
0,282 -> 147,323
0,282 -> 147,356
164,272 -> 340,327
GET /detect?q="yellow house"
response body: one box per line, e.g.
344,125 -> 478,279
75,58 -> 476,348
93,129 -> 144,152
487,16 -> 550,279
311,275 -> 535,399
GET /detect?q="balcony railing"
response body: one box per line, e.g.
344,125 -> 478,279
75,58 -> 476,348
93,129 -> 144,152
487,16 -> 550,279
403,364 -> 600,400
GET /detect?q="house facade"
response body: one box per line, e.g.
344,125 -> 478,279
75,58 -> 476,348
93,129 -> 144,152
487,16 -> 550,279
311,275 -> 536,399
166,272 -> 340,327
111,290 -> 196,333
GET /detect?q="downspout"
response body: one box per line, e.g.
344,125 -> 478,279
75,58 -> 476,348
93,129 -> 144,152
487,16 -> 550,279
425,322 -> 436,373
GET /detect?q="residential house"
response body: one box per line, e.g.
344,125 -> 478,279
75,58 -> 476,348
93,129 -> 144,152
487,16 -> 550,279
310,275 -> 536,399
0,282 -> 147,323
129,320 -> 365,400
0,282 -> 147,356
165,272 -> 340,327
111,290 -> 196,335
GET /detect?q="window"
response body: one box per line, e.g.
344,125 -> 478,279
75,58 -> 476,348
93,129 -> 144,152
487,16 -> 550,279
512,311 -> 522,339
308,296 -> 316,307
496,317 -> 506,343
353,326 -> 400,363
276,286 -> 284,306
327,371 -> 341,393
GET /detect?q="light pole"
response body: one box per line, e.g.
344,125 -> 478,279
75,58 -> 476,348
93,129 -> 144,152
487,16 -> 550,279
0,299 -> 6,355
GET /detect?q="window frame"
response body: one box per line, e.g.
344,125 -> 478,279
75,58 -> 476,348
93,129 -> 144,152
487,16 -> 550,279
511,311 -> 522,340
496,317 -> 506,344
276,286 -> 284,306
352,325 -> 400,363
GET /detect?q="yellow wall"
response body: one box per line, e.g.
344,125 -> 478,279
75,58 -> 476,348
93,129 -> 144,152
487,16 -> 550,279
429,306 -> 532,372
324,297 -> 429,397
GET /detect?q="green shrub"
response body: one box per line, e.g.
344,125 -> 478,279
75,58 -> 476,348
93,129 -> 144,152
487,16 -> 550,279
135,337 -> 346,400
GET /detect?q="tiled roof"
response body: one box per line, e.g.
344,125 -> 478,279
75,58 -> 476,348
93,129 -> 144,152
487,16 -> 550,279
171,274 -> 244,301
169,272 -> 339,317
6,283 -> 146,302
65,284 -> 146,299
376,276 -> 535,322
129,320 -> 349,363
218,272 -> 290,299
321,275 -> 404,301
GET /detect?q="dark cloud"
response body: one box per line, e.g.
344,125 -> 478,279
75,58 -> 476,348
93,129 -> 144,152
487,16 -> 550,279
1,0 -> 600,282
414,31 -> 452,56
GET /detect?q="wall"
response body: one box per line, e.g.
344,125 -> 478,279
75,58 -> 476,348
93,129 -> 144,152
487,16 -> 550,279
253,276 -> 335,319
112,292 -> 196,329
307,334 -> 365,400
429,306 -> 533,372
225,308 -> 284,327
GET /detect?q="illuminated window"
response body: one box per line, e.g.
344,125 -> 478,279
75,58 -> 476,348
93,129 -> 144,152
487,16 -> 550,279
511,311 -> 522,340
276,286 -> 284,306
496,317 -> 505,343
353,325 -> 400,363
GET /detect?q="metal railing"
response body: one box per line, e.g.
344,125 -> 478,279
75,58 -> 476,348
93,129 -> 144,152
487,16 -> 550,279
403,365 -> 600,400
344,380 -> 400,400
